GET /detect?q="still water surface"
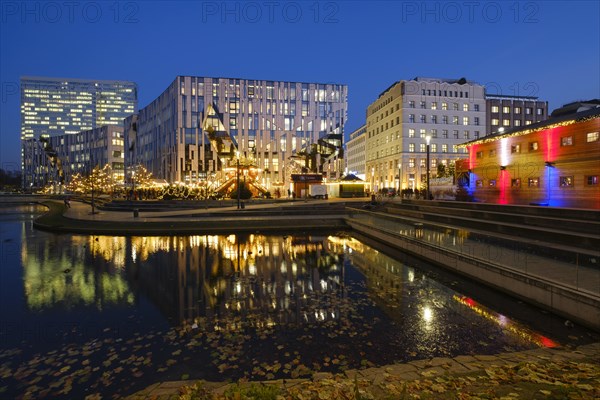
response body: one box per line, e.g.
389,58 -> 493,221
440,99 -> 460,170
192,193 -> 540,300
0,205 -> 597,398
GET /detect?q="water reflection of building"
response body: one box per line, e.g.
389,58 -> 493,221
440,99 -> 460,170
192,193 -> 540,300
21,232 -> 134,310
125,234 -> 347,327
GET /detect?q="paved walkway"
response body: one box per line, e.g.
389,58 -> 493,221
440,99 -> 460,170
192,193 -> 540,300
126,342 -> 600,399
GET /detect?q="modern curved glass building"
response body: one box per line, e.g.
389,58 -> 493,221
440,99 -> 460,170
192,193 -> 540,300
125,76 -> 347,195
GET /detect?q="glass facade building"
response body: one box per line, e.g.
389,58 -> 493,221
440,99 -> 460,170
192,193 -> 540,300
20,76 -> 137,188
125,76 -> 347,192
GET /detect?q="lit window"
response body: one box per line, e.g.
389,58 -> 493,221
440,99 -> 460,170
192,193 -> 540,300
511,178 -> 521,187
514,120 -> 522,126
560,176 -> 574,187
442,144 -> 448,153
409,143 -> 415,152
491,119 -> 499,126
528,177 -> 539,187
511,144 -> 521,153
476,151 -> 483,159
529,141 -> 539,151
514,107 -> 521,114
503,106 -> 510,113
431,102 -> 437,110
463,117 -> 469,125
489,179 -> 496,187
409,158 -> 415,167
491,105 -> 499,113
561,136 -> 573,146
420,143 -> 426,152
476,180 -> 483,187
463,104 -> 469,111
503,119 -> 510,126
587,132 -> 599,142
408,128 -> 415,138
442,102 -> 448,110
586,176 -> 598,185
537,108 -> 544,116
489,149 -> 496,156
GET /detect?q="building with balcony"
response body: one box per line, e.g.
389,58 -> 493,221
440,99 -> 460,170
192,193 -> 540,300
365,77 -> 485,193
486,94 -> 548,136
20,76 -> 137,188
125,76 -> 347,195
458,100 -> 600,208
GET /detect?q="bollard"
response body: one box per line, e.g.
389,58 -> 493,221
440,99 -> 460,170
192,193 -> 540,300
133,208 -> 139,218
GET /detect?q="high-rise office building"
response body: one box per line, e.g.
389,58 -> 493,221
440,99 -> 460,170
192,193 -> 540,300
20,76 -> 137,188
125,76 -> 347,193
365,77 -> 486,192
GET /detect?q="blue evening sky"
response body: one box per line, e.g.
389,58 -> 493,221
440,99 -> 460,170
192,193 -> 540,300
1,0 -> 599,170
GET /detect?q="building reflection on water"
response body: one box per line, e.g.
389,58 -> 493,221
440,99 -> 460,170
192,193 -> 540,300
21,232 -> 134,310
20,230 -> 557,348
21,232 -> 347,328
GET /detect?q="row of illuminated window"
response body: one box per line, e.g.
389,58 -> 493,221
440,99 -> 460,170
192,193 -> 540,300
368,116 -> 480,138
409,128 -> 480,140
408,115 -> 479,125
491,119 -> 534,127
181,82 -> 342,103
408,143 -> 462,153
369,144 -> 466,160
490,105 -> 543,115
421,88 -> 470,98
475,176 -> 598,188
409,101 -> 480,112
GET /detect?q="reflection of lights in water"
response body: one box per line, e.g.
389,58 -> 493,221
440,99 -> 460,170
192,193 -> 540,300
453,295 -> 558,348
285,281 -> 291,295
348,247 -> 352,254
320,279 -> 328,291
408,268 -> 415,282
235,281 -> 241,294
280,261 -> 287,274
132,246 -> 137,263
292,262 -> 297,274
423,306 -> 433,323
249,263 -> 256,275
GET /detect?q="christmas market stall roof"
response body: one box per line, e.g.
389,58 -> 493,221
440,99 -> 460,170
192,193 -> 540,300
340,174 -> 364,182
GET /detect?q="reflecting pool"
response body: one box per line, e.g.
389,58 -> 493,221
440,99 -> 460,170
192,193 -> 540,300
0,205 -> 597,398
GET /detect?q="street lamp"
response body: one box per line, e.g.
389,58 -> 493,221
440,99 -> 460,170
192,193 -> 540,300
425,135 -> 431,200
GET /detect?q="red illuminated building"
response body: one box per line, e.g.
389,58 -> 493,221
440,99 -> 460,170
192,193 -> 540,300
457,100 -> 600,209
